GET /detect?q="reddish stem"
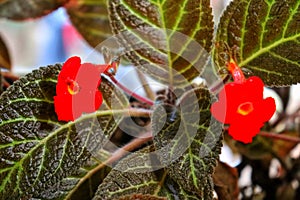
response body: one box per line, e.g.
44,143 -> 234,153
227,58 -> 246,83
224,126 -> 300,143
259,131 -> 300,143
108,75 -> 154,106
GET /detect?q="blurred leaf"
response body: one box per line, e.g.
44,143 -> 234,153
233,134 -> 274,160
0,0 -> 68,20
66,0 -> 112,48
0,64 -> 129,199
231,131 -> 299,162
0,35 -> 11,70
108,0 -> 214,86
271,132 -> 299,159
276,183 -> 296,199
213,161 -> 239,200
93,145 -> 200,200
152,87 -> 223,199
215,0 -> 300,86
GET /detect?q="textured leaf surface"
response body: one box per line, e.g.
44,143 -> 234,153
30,159 -> 111,200
108,0 -> 214,86
67,0 -> 112,48
93,145 -> 200,200
215,0 -> 300,86
0,0 -> 67,20
152,87 -> 223,199
0,64 -> 129,199
93,146 -> 166,199
0,35 -> 11,70
116,194 -> 167,200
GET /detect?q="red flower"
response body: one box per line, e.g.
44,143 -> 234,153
54,56 -> 104,121
211,59 -> 276,143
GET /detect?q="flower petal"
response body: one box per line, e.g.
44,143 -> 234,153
211,75 -> 276,143
56,56 -> 81,95
75,63 -> 102,91
54,90 -> 103,122
58,56 -> 81,80
73,90 -> 103,115
243,76 -> 264,101
211,83 -> 244,123
228,122 -> 263,143
54,57 -> 104,122
256,97 -> 276,122
211,101 -> 232,124
54,94 -> 74,121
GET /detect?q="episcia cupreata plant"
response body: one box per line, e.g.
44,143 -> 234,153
0,0 -> 300,199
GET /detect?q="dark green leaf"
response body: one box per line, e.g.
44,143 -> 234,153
214,0 -> 300,86
93,145 -> 200,200
152,87 -> 223,199
108,0 -> 214,86
65,160 -> 111,200
0,64 -> 129,199
93,146 -> 166,199
116,194 -> 167,200
30,158 -> 111,200
0,0 -> 68,20
66,0 -> 112,48
271,132 -> 299,159
0,34 -> 11,70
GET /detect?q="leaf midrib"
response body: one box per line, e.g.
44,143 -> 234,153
239,33 -> 300,67
156,1 -> 174,86
0,109 -> 129,194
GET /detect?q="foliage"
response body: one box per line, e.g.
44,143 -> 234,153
0,0 -> 299,199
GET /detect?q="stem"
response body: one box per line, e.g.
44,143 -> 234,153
1,71 -> 19,91
65,132 -> 153,199
224,126 -> 300,143
125,108 -> 153,118
228,58 -> 246,83
108,75 -> 154,106
136,69 -> 156,100
109,131 -> 153,161
1,71 -> 19,80
259,131 -> 300,143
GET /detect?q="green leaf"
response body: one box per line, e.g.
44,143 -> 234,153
0,64 -> 129,199
108,0 -> 214,86
0,0 -> 68,20
66,0 -> 112,48
29,158 -> 111,200
93,146 -> 166,199
214,0 -> 300,86
0,34 -> 11,70
93,145 -> 200,200
64,160 -> 111,200
116,194 -> 167,200
152,87 -> 223,199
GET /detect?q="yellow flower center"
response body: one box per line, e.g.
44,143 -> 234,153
237,102 -> 254,116
66,79 -> 80,95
